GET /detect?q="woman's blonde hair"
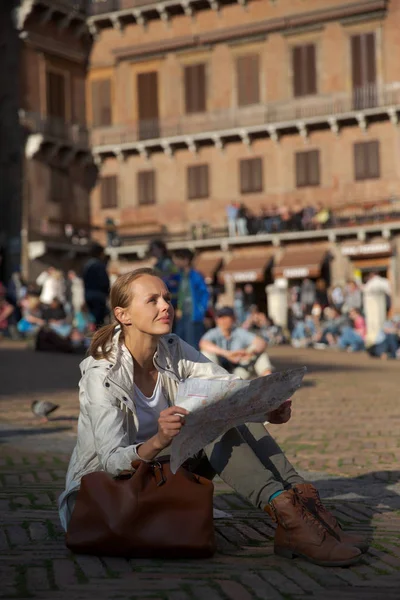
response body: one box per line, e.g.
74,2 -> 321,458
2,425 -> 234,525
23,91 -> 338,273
89,267 -> 159,360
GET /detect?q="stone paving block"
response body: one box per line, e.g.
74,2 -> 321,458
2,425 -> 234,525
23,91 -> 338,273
0,528 -> 9,551
217,579 -> 256,600
74,555 -> 109,579
192,584 -> 225,600
29,522 -> 49,541
26,567 -> 51,591
101,556 -> 133,574
34,493 -> 53,506
53,558 -> 80,587
280,565 -> 324,593
7,524 -> 30,546
238,573 -> 285,600
258,569 -> 306,595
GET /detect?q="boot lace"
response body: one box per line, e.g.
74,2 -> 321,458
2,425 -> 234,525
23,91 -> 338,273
290,493 -> 328,538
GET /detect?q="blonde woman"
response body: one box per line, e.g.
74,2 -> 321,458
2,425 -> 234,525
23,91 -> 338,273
59,269 -> 365,566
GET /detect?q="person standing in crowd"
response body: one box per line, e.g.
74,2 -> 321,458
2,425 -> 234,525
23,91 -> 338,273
300,278 -> 316,314
66,270 -> 85,316
148,239 -> 180,311
83,244 -> 110,327
171,249 -> 209,349
236,203 -> 248,236
36,267 -> 65,307
200,306 -> 273,378
226,202 -> 238,237
363,271 -> 392,313
315,279 -> 329,311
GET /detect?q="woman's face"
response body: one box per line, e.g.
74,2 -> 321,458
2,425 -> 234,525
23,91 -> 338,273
120,275 -> 174,336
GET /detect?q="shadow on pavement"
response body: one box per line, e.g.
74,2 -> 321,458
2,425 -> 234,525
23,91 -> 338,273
0,426 -> 73,441
0,348 -> 81,398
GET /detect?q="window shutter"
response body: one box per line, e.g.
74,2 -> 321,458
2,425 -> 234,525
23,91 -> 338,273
252,158 -> 263,192
237,54 -> 260,106
296,152 -> 306,187
184,64 -> 206,113
354,143 -> 365,180
351,35 -> 363,90
46,72 -> 66,119
240,159 -> 251,193
293,45 -> 316,96
137,72 -> 159,139
306,44 -> 317,95
292,46 -> 303,97
368,140 -> 380,178
308,150 -> 320,186
91,79 -> 111,127
240,158 -> 263,193
100,176 -> 117,209
187,165 -> 209,200
365,33 -> 376,84
99,79 -> 111,126
138,171 -> 156,205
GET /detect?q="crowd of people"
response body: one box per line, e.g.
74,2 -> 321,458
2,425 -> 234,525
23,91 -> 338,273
1,239 -> 398,364
226,201 -> 331,237
287,274 -> 399,359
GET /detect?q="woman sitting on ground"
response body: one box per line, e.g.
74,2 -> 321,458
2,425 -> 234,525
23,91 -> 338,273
59,269 -> 366,566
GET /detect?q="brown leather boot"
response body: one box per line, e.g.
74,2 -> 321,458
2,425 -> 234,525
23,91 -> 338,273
265,489 -> 361,567
294,483 -> 369,553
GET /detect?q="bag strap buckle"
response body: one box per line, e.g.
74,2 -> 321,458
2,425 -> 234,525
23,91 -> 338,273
152,461 -> 167,487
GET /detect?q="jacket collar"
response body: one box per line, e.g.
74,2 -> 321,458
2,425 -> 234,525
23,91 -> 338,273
104,328 -> 181,399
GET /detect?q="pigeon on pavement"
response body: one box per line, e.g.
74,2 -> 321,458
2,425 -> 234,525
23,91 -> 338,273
31,400 -> 59,422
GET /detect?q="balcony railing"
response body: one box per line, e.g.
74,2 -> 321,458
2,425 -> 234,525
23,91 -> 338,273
89,0 -> 167,15
92,83 -> 400,149
20,111 -> 89,147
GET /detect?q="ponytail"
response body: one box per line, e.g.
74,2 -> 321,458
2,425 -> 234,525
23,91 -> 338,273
88,323 -> 119,360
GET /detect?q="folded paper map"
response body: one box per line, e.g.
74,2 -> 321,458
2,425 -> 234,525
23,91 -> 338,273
170,367 -> 306,473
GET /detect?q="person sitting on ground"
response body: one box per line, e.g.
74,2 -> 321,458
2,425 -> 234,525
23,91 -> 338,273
0,284 -> 15,337
338,308 -> 366,353
313,306 -> 350,348
242,306 -> 285,346
17,294 -> 45,337
41,297 -> 72,339
199,306 -> 274,378
59,268 -> 365,566
368,316 -> 400,360
291,313 -> 317,348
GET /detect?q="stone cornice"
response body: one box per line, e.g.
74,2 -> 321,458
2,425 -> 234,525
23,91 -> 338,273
22,31 -> 88,63
114,0 -> 387,62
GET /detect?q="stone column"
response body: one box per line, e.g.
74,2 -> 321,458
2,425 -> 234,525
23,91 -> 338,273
266,280 -> 288,328
364,289 -> 387,346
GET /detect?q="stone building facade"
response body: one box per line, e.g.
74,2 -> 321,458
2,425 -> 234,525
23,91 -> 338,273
1,0 -> 94,280
87,0 -> 400,310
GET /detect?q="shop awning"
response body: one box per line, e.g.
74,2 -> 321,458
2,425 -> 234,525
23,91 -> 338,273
341,238 -> 392,258
194,252 -> 224,283
273,244 -> 330,280
221,247 -> 274,283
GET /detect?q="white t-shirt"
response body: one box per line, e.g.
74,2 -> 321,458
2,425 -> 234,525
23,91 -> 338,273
134,374 -> 169,444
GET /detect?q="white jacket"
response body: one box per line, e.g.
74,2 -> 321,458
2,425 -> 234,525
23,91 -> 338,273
58,329 -> 232,530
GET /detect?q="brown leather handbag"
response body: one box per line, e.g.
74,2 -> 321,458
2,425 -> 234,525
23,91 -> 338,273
65,460 -> 216,558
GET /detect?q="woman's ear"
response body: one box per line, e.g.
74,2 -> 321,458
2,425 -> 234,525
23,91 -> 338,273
114,306 -> 132,326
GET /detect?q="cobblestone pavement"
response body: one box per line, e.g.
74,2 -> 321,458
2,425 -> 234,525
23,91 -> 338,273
1,342 -> 400,599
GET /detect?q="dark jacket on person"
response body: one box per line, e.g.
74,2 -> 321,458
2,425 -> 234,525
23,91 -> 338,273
83,258 -> 110,296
